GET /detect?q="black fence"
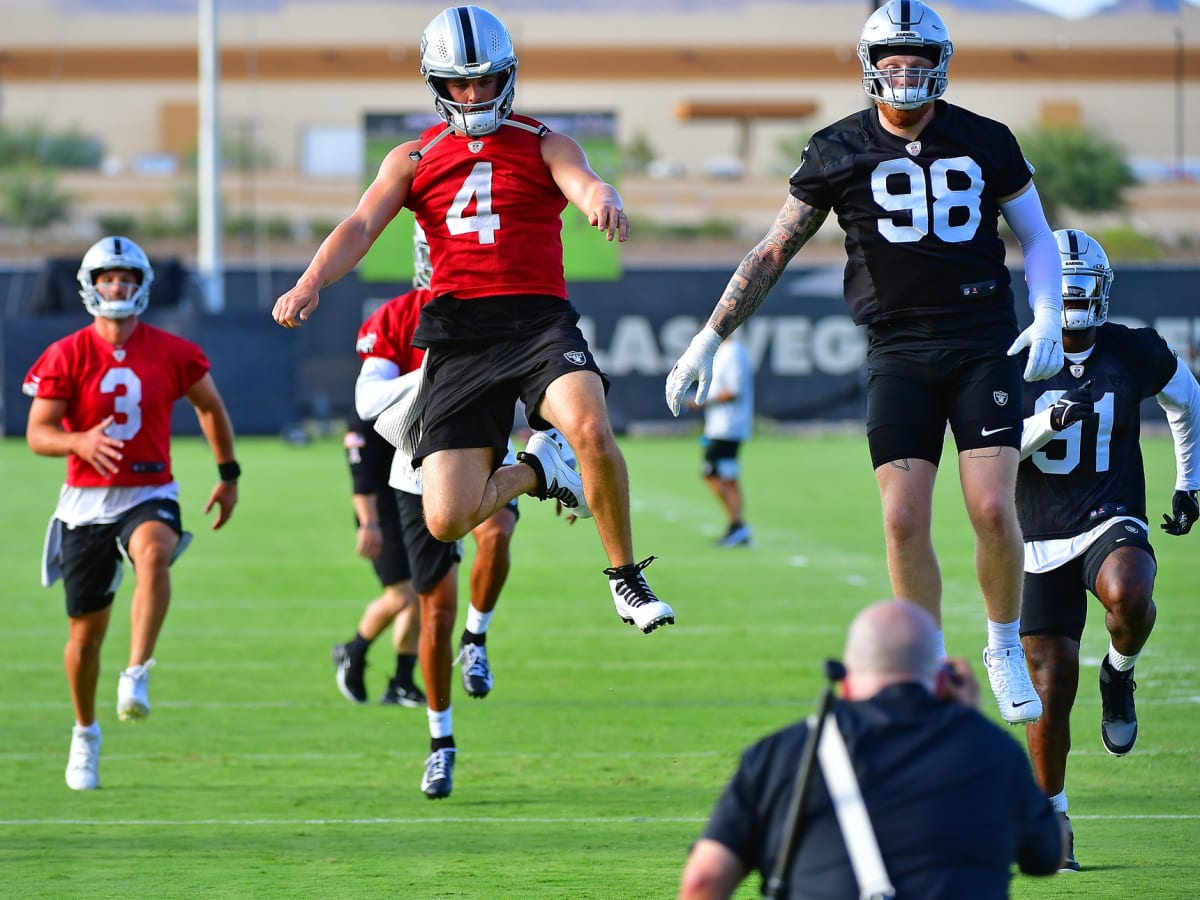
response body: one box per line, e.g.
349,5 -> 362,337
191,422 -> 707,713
3,263 -> 1198,437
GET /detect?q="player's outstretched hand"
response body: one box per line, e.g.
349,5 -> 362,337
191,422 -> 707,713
665,327 -> 722,416
1049,378 -> 1098,431
1161,489 -> 1199,536
204,481 -> 238,530
1008,307 -> 1063,382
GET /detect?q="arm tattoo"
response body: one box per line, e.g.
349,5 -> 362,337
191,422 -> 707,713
708,197 -> 828,338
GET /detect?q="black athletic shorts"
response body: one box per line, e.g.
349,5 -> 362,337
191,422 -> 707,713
865,340 -> 1024,468
412,295 -> 609,467
394,490 -> 461,594
702,438 -> 742,479
60,499 -> 185,618
1020,519 -> 1156,642
364,483 -> 412,587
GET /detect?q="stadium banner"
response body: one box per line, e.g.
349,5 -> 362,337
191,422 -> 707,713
359,111 -> 621,284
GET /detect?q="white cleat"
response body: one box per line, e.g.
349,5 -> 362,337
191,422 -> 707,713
518,431 -> 591,518
983,646 -> 1042,724
65,724 -> 101,791
118,658 -> 156,722
605,556 -> 675,634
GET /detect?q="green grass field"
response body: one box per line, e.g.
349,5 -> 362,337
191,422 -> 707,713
2,432 -> 1197,898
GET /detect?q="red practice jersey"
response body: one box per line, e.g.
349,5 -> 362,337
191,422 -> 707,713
408,115 -> 569,300
355,288 -> 432,373
23,322 -> 210,488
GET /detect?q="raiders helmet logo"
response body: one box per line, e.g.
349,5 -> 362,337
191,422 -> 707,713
905,141 -> 922,156
1070,364 -> 1085,378
356,331 -> 378,354
993,390 -> 1009,406
113,349 -> 126,362
563,351 -> 587,366
468,141 -> 484,154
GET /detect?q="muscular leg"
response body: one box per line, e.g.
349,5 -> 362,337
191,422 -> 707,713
422,448 -> 537,542
65,606 -> 112,727
125,520 -> 180,666
1095,547 -> 1157,656
350,581 -> 418,651
959,447 -> 1024,625
1022,632 -> 1078,796
469,507 -> 516,615
874,458 -> 941,624
419,565 -> 459,712
538,369 -> 635,567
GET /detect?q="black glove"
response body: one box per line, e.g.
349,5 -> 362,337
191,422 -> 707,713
1049,379 -> 1098,431
1161,489 -> 1200,536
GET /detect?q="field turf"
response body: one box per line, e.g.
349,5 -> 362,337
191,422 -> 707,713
2,432 -> 1197,898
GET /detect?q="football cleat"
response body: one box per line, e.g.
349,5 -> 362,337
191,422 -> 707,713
717,524 -> 753,548
982,646 -> 1042,725
1099,655 -> 1138,756
517,431 -> 591,518
456,641 -> 493,699
65,724 -> 101,791
117,659 -> 155,722
332,643 -> 368,705
1059,813 -> 1081,872
605,556 -> 675,634
380,679 -> 426,708
421,747 -> 456,800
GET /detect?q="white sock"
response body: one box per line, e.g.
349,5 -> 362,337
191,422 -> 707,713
427,706 -> 453,739
1048,789 -> 1068,814
466,607 -> 494,636
1108,642 -> 1139,672
987,618 -> 1021,652
74,721 -> 100,736
934,629 -> 947,661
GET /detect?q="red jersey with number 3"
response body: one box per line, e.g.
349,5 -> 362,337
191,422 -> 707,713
408,115 -> 568,300
23,322 -> 210,488
355,288 -> 431,373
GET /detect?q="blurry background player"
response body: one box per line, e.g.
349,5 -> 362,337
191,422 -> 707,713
1015,229 -> 1200,871
665,0 -> 1061,724
24,235 -> 240,791
331,409 -> 425,708
687,333 -> 754,547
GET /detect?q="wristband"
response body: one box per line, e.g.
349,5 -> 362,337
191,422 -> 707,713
218,460 -> 241,484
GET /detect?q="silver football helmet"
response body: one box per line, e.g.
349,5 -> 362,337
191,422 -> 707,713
1055,229 -> 1113,330
857,0 -> 954,111
420,6 -> 517,136
77,235 -> 154,319
412,221 -> 433,290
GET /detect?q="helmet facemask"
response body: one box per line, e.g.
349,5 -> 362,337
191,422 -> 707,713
858,0 -> 953,111
1055,229 -> 1113,331
420,6 -> 518,137
77,235 -> 155,319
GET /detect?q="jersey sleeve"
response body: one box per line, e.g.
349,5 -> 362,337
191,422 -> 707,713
1131,326 -> 1181,397
23,340 -> 73,400
990,124 -> 1034,199
788,133 -> 836,211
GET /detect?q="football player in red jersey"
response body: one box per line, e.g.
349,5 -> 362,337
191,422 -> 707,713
24,235 -> 239,791
273,6 -> 673,640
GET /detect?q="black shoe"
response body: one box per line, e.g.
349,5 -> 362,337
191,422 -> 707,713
456,641 -> 493,698
421,747 -> 456,799
332,643 -> 367,705
1059,813 -> 1081,872
380,680 -> 426,708
1099,655 -> 1138,756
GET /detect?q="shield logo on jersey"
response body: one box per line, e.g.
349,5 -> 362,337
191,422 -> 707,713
1070,364 -> 1085,378
113,349 -> 126,362
993,390 -> 1009,406
563,351 -> 587,366
468,141 -> 484,154
905,141 -> 921,156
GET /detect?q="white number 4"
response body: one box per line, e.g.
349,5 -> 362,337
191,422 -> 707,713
445,162 -> 501,244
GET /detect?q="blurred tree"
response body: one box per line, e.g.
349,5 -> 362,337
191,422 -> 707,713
1017,126 -> 1136,225
0,165 -> 72,230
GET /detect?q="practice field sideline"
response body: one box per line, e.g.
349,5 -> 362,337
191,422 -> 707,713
2,434 -> 1197,898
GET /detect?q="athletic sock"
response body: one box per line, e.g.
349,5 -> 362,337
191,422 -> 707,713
348,633 -> 371,659
1107,642 -> 1139,672
986,618 -> 1021,652
1048,790 -> 1068,814
461,629 -> 486,647
465,606 -> 493,636
427,706 -> 452,739
431,735 -> 456,752
393,653 -> 417,685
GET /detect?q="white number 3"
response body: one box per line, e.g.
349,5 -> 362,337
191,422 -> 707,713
871,156 -> 983,244
445,162 -> 501,245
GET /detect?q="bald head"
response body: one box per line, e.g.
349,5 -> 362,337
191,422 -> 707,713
842,599 -> 941,697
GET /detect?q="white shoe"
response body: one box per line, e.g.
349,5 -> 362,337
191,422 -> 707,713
118,659 -> 156,722
66,724 -> 101,790
605,556 -> 675,634
983,646 -> 1042,724
518,431 -> 592,518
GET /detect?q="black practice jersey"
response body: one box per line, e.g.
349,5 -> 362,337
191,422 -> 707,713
790,101 -> 1032,328
1016,323 -> 1179,540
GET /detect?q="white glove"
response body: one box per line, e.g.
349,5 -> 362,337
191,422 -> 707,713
1007,300 -> 1063,382
665,327 -> 723,416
